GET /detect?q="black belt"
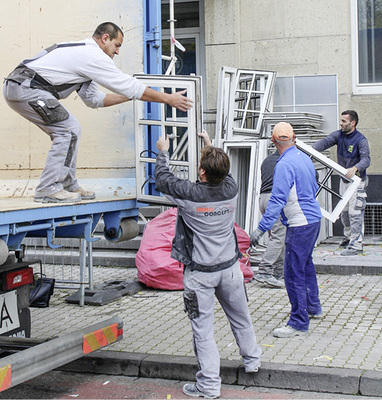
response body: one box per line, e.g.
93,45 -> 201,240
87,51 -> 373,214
30,71 -> 75,99
187,254 -> 239,273
5,65 -> 78,99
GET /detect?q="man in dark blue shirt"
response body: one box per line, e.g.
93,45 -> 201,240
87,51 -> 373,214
312,110 -> 370,256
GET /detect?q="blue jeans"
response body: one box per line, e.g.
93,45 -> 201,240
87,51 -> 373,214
284,222 -> 321,331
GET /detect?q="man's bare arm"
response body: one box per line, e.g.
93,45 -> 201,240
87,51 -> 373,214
104,94 -> 130,107
104,87 -> 193,112
198,130 -> 212,146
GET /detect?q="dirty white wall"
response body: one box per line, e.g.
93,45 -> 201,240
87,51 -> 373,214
204,0 -> 381,175
0,0 -> 144,184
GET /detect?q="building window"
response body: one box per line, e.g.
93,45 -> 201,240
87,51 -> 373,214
352,0 -> 382,94
273,75 -> 338,133
161,1 -> 200,29
161,0 -> 205,78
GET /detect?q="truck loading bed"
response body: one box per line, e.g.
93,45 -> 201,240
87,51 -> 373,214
0,194 -> 134,391
0,184 -> 146,306
0,195 -> 143,249
0,194 -> 134,211
0,175 -> 143,247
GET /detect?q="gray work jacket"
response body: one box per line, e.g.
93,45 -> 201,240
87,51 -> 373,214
155,151 -> 240,272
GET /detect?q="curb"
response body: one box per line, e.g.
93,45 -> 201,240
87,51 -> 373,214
315,263 -> 382,275
58,350 -> 382,397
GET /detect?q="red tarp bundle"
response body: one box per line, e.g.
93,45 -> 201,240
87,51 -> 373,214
136,208 -> 253,290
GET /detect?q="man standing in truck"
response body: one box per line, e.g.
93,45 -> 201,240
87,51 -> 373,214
3,22 -> 193,204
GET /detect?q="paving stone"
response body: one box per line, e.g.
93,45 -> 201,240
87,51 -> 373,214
27,240 -> 382,396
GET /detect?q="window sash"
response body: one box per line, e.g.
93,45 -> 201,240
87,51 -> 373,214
134,75 -> 203,205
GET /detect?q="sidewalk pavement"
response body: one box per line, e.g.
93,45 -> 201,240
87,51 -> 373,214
30,237 -> 382,397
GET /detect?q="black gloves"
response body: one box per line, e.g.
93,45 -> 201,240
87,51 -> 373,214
250,228 -> 265,247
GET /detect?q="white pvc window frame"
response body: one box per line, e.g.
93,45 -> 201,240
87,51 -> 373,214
295,138 -> 361,222
215,66 -> 237,148
227,69 -> 276,139
134,74 -> 203,204
223,140 -> 268,234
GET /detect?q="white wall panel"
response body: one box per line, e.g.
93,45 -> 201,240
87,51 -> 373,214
0,1 -> 144,183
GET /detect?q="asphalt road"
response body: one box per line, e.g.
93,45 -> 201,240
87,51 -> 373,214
0,371 -> 380,400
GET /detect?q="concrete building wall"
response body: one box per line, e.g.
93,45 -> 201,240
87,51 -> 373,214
0,1 -> 144,183
204,0 -> 382,176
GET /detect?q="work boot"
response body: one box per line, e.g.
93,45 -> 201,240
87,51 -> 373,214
34,190 -> 81,203
182,383 -> 219,399
68,187 -> 96,200
339,237 -> 350,248
273,325 -> 308,338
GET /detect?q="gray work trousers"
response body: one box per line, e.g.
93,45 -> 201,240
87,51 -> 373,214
3,80 -> 81,197
183,261 -> 262,397
339,177 -> 368,251
258,192 -> 286,278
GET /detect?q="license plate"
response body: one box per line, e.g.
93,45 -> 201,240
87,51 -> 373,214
0,291 -> 20,334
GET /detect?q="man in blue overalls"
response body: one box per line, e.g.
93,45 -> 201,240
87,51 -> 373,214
251,122 -> 322,338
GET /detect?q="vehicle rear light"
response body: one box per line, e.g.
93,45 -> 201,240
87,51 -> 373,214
4,267 -> 34,290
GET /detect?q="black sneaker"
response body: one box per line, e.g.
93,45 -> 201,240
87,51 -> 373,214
182,383 -> 219,399
339,238 -> 350,248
